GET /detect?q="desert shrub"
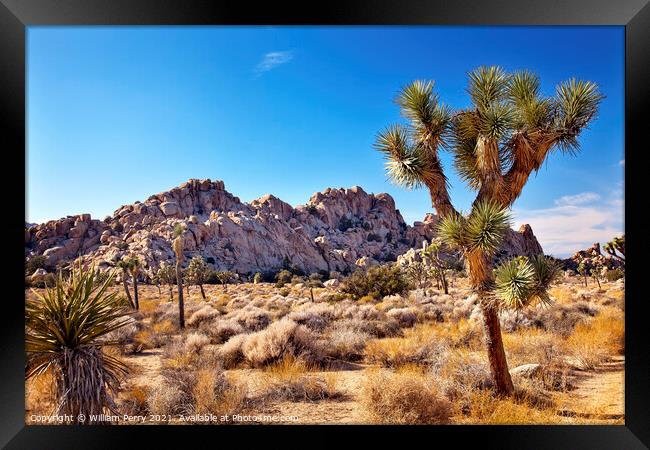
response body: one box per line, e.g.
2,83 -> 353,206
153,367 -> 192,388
364,334 -> 447,368
200,318 -> 245,344
361,369 -> 451,424
279,287 -> 290,297
148,366 -> 246,421
120,385 -> 149,416
329,318 -> 402,339
26,255 -> 48,275
341,265 -> 411,300
241,318 -> 323,368
275,270 -> 293,288
430,350 -> 493,404
29,273 -> 57,289
219,334 -> 248,369
291,275 -> 305,285
386,307 -> 418,328
229,306 -> 271,332
259,356 -> 341,402
288,303 -> 336,332
564,307 -> 624,369
605,269 -> 624,282
187,305 -> 220,328
324,327 -> 371,361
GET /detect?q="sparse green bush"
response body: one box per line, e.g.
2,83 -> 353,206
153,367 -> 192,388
275,269 -> 293,288
341,264 -> 412,300
605,269 -> 624,282
26,255 -> 47,275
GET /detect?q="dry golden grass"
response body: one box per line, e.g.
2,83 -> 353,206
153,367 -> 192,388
454,389 -> 560,424
360,368 -> 452,424
564,306 -> 624,369
25,368 -> 56,421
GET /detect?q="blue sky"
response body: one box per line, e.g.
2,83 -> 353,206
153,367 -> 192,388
27,26 -> 624,257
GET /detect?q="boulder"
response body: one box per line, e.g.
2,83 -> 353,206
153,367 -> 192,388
160,202 -> 180,216
509,363 -> 544,379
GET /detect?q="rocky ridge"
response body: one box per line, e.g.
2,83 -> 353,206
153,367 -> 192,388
25,179 -> 544,278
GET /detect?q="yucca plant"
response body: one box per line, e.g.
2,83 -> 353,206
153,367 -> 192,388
25,260 -> 130,423
172,223 -> 186,329
375,66 -> 602,395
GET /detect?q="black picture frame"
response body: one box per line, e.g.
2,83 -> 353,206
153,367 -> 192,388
2,1 -> 647,448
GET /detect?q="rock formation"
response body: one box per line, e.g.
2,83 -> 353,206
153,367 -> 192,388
25,179 -> 544,278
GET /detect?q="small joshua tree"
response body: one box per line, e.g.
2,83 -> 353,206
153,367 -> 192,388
26,260 -> 130,423
116,258 -> 134,308
376,67 -> 601,395
156,262 -> 176,302
172,223 -> 186,329
577,260 -> 589,287
215,270 -> 235,293
590,259 -> 603,289
187,256 -> 209,300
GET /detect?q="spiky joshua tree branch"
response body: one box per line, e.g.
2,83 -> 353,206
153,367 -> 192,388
375,67 -> 602,395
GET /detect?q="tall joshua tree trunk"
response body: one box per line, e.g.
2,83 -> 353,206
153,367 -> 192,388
121,270 -> 134,308
132,275 -> 139,310
176,262 -> 185,329
199,283 -> 206,300
467,251 -> 514,396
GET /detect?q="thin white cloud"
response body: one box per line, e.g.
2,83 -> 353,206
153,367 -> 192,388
554,192 -> 600,206
619,159 -> 625,166
255,51 -> 293,74
514,190 -> 624,258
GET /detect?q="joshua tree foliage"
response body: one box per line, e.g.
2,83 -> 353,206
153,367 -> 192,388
172,223 -> 186,329
375,66 -> 602,395
186,256 -> 209,299
577,260 -> 589,287
25,261 -> 130,423
604,235 -> 625,263
215,270 -> 236,293
156,262 -> 176,302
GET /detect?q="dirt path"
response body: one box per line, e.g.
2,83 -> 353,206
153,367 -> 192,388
558,356 -> 625,424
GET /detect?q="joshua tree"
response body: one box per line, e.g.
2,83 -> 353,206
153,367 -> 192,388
116,258 -> 134,308
590,260 -> 603,289
603,235 -> 625,262
375,67 -> 601,395
187,256 -> 209,300
25,260 -> 130,423
156,262 -> 176,302
172,224 -> 186,329
128,256 -> 141,310
577,260 -> 589,287
422,239 -> 451,294
216,270 -> 235,293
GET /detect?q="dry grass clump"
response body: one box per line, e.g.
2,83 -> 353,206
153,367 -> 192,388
364,328 -> 448,368
328,318 -> 403,339
103,316 -> 141,354
430,350 -> 493,405
25,368 -> 56,421
341,304 -> 383,321
386,307 -> 418,328
120,385 -> 149,416
162,332 -> 214,369
147,366 -> 247,422
187,304 -> 220,328
257,356 -> 341,402
227,306 -> 271,332
241,318 -> 323,368
502,328 -> 561,368
455,388 -> 559,424
199,318 -> 245,344
323,325 -> 372,361
287,303 -> 336,332
219,334 -> 249,369
564,306 -> 624,370
361,368 -> 452,424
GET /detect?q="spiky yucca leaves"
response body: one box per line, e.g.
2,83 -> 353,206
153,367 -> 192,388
395,80 -> 451,149
554,79 -> 604,153
494,254 -> 561,310
26,262 -> 130,422
437,200 -> 511,255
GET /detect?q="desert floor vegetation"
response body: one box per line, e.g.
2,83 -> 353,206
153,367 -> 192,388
25,273 -> 624,425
